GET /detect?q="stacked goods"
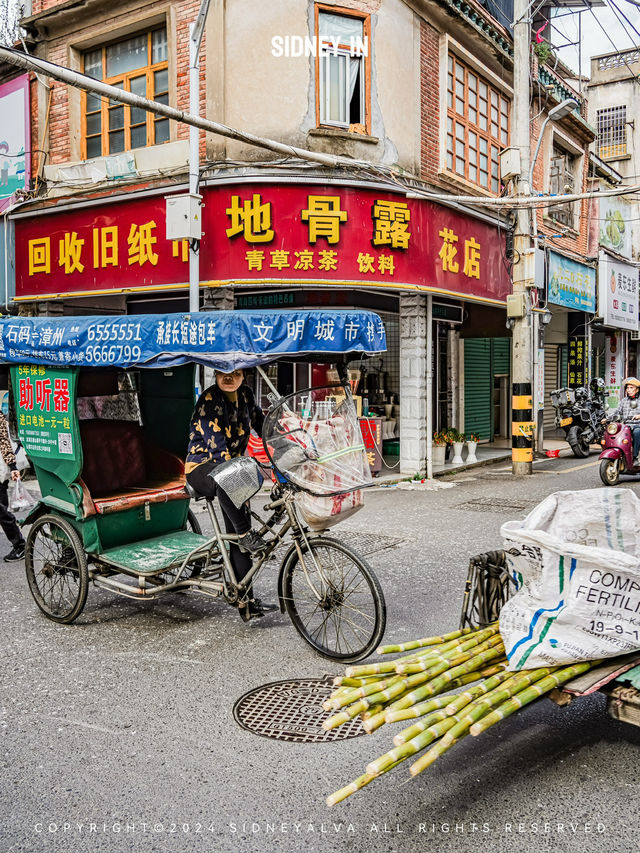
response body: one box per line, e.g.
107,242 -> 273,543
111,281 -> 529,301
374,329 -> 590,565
324,624 -> 600,806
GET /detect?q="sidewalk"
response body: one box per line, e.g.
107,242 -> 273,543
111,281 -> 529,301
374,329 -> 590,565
373,437 -> 574,485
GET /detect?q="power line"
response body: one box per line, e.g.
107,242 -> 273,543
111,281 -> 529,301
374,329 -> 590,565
606,0 -> 640,47
588,5 -> 640,84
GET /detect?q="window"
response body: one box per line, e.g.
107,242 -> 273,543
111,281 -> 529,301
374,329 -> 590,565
316,6 -> 370,130
82,27 -> 169,160
549,146 -> 576,228
597,106 -> 627,159
446,54 -> 509,193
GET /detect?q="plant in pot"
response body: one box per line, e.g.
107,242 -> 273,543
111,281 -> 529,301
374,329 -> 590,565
432,430 -> 447,466
466,432 -> 480,464
450,429 -> 465,464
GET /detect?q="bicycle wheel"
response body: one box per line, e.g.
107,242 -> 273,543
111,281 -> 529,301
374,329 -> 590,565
25,514 -> 88,624
186,508 -> 203,534
282,535 -> 386,662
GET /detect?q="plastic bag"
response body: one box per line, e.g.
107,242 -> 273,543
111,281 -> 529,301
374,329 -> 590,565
499,488 -> 640,670
8,478 -> 36,512
11,440 -> 30,472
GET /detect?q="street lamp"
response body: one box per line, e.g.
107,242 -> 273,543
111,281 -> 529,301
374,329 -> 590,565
529,98 -> 580,188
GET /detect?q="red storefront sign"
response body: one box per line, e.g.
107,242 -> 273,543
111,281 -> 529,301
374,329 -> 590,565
13,183 -> 510,303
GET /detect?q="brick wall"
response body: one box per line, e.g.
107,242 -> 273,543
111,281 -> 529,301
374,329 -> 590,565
420,20 -> 440,184
31,0 -> 207,169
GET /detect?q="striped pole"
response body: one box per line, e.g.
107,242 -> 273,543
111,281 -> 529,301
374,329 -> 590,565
512,381 -> 533,473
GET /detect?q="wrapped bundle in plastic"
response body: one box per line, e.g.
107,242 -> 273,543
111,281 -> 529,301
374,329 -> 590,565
262,386 -> 372,530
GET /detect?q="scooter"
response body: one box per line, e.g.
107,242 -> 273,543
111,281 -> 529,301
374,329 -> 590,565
598,421 -> 640,486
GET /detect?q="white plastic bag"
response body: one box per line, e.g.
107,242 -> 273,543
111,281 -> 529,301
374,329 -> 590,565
9,478 -> 36,512
11,440 -> 30,472
499,488 -> 640,670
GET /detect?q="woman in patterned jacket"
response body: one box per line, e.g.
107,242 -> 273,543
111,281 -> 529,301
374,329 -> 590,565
185,368 -> 275,621
0,412 -> 25,562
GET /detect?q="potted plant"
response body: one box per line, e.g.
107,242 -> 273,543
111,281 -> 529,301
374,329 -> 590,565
432,430 -> 447,466
466,432 -> 480,464
450,429 -> 465,464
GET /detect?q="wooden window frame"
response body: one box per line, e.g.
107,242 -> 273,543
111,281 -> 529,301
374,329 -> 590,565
314,3 -> 371,134
81,27 -> 169,160
445,53 -> 509,194
548,145 -> 577,229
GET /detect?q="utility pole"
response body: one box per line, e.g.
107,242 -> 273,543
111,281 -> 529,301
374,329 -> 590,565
188,0 -> 212,313
511,0 -> 534,475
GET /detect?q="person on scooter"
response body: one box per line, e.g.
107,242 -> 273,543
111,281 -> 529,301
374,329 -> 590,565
606,377 -> 640,463
185,368 -> 276,622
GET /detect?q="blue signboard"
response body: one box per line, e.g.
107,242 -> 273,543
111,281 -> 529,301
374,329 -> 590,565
0,310 -> 386,371
547,251 -> 596,312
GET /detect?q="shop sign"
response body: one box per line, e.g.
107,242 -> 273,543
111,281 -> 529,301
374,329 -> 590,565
568,335 -> 587,388
604,331 -> 623,408
13,183 -> 510,304
547,251 -> 596,312
599,196 -> 632,259
0,75 -> 30,216
598,252 -> 639,332
13,365 -> 73,458
536,348 -> 544,411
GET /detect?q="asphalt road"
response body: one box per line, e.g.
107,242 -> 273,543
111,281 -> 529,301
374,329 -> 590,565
2,453 -> 640,853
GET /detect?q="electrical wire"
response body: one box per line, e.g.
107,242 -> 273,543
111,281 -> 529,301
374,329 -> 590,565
587,5 -> 640,86
608,0 -> 640,43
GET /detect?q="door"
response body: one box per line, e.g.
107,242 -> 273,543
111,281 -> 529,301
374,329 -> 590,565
543,344 -> 560,431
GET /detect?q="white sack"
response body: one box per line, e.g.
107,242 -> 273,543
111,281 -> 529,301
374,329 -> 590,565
499,488 -> 640,670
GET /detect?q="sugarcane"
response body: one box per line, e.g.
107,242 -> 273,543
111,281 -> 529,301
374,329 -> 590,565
326,756 -> 407,807
394,624 -> 500,674
469,660 -> 601,737
377,626 -> 476,654
365,716 -> 458,777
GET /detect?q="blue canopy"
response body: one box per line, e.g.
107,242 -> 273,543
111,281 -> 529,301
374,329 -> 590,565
0,310 -> 386,371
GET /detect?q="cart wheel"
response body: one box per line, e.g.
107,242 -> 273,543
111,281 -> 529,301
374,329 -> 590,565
282,535 -> 386,663
25,514 -> 88,624
186,508 -> 202,535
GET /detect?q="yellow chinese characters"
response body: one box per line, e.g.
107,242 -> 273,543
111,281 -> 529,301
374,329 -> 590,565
28,238 -> 51,276
93,226 -> 118,268
59,232 -> 85,274
301,196 -> 347,244
372,200 -> 411,249
128,221 -> 158,267
439,228 -> 481,279
226,194 -> 274,243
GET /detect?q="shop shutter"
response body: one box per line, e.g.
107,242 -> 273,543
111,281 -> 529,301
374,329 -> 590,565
544,344 -> 559,431
492,338 -> 511,375
464,339 -> 492,440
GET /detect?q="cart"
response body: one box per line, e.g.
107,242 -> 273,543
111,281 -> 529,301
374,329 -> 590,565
460,550 -> 640,725
1,309 -> 387,662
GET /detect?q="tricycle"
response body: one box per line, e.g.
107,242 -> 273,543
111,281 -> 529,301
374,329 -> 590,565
0,309 -> 387,662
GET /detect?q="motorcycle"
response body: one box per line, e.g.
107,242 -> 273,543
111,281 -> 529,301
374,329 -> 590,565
599,421 -> 640,486
550,378 -> 607,458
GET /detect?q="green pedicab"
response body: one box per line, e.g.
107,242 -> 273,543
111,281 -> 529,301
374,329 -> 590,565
1,310 -> 387,662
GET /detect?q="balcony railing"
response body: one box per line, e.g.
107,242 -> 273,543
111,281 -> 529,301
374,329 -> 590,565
538,65 -> 585,119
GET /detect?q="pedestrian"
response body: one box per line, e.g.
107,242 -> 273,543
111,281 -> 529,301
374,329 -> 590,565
0,411 -> 26,562
606,376 -> 640,463
185,368 -> 276,621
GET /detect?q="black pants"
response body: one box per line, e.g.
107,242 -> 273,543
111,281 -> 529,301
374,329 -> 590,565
186,462 -> 252,587
0,480 -> 25,549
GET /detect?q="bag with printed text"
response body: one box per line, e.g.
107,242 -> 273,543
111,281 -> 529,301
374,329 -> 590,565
499,488 -> 640,670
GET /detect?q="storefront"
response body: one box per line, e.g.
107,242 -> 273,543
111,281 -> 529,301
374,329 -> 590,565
543,249 -> 597,435
10,176 -> 510,473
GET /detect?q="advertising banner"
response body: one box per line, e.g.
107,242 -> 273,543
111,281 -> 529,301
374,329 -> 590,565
13,183 -> 511,304
547,251 -> 596,312
0,75 -> 30,216
599,252 -> 639,331
599,196 -> 632,259
604,331 -> 624,408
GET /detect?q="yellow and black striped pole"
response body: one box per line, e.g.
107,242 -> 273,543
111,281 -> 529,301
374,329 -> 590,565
512,382 -> 534,472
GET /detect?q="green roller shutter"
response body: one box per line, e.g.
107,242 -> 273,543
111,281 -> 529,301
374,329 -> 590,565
464,339 -> 492,440
492,338 -> 511,375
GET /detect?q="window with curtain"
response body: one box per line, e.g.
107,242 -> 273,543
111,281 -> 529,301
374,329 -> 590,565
82,26 -> 169,160
316,7 -> 369,130
446,53 -> 509,193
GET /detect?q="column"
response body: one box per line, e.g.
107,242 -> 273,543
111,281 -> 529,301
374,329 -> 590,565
399,293 -> 428,476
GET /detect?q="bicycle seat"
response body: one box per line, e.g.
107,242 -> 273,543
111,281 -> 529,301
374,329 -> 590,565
185,483 -> 208,502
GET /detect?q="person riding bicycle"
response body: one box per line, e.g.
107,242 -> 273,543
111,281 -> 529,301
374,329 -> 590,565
606,377 -> 640,463
185,368 -> 276,621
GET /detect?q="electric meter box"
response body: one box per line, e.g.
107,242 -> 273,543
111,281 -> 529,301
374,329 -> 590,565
499,147 -> 521,182
165,193 -> 203,241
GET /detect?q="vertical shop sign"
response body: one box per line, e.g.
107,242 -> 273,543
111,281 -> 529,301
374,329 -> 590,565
568,336 -> 587,388
605,332 -> 623,408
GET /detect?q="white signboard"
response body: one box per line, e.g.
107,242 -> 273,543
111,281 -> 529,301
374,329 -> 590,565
599,252 -> 639,332
605,331 -> 624,409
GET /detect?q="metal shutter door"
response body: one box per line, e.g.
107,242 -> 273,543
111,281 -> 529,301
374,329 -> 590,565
544,344 -> 559,431
464,339 -> 492,440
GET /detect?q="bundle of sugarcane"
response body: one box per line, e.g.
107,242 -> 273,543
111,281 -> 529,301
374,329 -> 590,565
324,624 -> 601,807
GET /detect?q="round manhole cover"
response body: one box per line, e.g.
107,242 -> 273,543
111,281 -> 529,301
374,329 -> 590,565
233,675 -> 366,743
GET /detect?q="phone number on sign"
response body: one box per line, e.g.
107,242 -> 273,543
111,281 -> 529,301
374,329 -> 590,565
84,345 -> 143,364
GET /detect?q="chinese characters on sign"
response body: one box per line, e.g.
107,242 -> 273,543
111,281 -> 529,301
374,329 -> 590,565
598,254 -> 639,332
14,366 -> 73,458
568,336 -> 587,388
547,251 -> 596,312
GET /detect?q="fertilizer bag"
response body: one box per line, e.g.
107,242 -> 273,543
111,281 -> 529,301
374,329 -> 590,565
499,488 -> 640,670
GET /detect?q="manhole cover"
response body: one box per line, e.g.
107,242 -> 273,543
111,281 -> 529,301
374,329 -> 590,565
233,675 -> 366,743
455,497 -> 536,513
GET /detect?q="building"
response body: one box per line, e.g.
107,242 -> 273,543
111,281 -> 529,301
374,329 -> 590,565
1,0 -> 598,472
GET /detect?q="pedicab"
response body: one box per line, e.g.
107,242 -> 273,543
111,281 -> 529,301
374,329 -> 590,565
0,309 -> 387,662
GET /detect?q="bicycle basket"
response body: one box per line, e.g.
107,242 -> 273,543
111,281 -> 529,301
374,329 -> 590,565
262,385 -> 373,498
210,456 -> 264,508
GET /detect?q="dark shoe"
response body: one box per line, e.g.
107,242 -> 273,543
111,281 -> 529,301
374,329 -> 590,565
237,529 -> 268,554
4,543 -> 25,562
238,597 -> 277,622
